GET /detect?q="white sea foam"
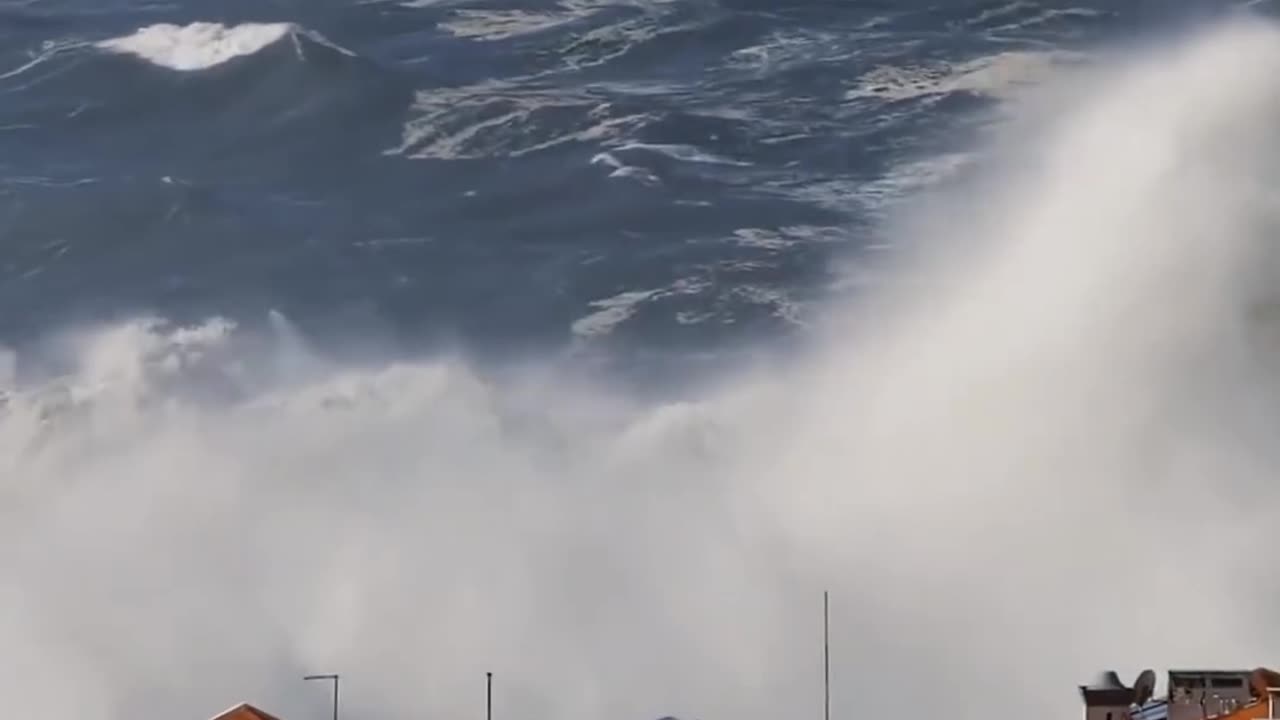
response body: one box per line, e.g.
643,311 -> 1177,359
846,49 -> 1083,102
613,142 -> 753,167
393,85 -> 649,159
727,29 -> 863,72
0,38 -> 90,81
588,151 -> 663,189
8,16 -> 1280,720
571,278 -> 709,338
571,288 -> 665,337
440,0 -> 678,43
855,151 -> 974,215
969,0 -> 1039,26
440,9 -> 593,40
94,22 -> 349,71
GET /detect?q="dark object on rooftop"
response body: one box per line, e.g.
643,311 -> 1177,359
1080,670 -> 1147,707
1135,669 -> 1157,706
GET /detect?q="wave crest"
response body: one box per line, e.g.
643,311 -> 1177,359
95,22 -> 354,71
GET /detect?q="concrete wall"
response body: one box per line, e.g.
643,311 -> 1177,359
1087,705 -> 1129,720
1168,693 -> 1273,720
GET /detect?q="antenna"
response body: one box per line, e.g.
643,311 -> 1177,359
1134,670 -> 1157,706
487,672 -> 493,720
823,590 -> 830,720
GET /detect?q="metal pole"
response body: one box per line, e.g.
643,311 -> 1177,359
824,591 -> 830,720
305,673 -> 339,720
487,672 -> 493,720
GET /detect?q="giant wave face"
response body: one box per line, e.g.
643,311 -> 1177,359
7,7 -> 1280,720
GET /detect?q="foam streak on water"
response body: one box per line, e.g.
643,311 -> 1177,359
7,17 -> 1280,720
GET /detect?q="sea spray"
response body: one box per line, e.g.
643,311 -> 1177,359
7,17 -> 1280,720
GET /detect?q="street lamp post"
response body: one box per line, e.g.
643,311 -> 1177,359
824,591 -> 830,720
304,673 -> 339,720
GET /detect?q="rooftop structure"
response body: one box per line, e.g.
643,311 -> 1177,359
1080,668 -> 1280,720
208,703 -> 285,720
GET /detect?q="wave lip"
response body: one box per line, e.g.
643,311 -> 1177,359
95,21 -> 352,71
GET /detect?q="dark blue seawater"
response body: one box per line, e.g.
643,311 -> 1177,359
0,0 -> 1270,374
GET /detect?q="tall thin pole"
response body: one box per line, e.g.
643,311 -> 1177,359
487,672 -> 494,720
304,673 -> 339,720
823,591 -> 830,720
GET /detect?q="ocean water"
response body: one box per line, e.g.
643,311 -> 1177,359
5,1 -> 1280,719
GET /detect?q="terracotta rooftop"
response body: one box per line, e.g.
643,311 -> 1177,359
208,702 -> 285,720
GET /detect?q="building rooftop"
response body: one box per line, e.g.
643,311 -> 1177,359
208,702 -> 285,720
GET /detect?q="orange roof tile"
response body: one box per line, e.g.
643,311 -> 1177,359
208,702 -> 285,720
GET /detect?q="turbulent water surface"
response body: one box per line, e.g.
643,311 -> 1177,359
5,1 -> 1280,720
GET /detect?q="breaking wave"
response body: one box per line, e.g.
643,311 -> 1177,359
96,22 -> 355,71
8,16 -> 1280,720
